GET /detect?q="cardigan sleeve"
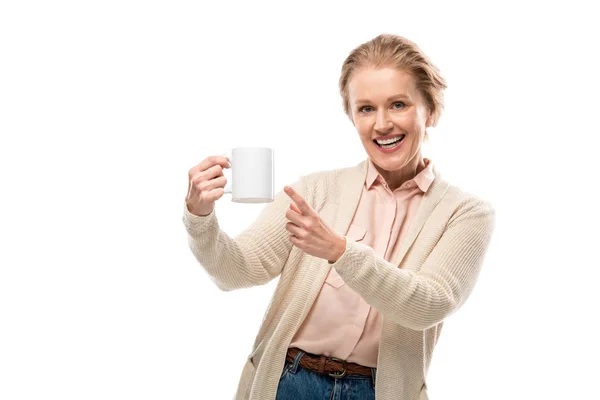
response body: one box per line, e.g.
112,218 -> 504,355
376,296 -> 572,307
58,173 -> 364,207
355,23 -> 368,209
181,176 -> 308,291
330,198 -> 496,331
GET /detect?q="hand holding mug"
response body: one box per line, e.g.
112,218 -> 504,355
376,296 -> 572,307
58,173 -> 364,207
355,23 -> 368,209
186,155 -> 231,217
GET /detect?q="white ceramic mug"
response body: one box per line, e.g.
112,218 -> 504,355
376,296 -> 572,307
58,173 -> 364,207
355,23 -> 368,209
222,147 -> 274,203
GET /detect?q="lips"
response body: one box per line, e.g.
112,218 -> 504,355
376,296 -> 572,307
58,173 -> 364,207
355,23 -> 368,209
373,134 -> 405,147
374,133 -> 404,141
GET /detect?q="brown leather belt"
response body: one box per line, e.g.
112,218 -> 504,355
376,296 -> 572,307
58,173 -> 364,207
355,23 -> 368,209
286,347 -> 373,378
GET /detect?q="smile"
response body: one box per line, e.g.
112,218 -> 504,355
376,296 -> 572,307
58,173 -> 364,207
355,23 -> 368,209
373,134 -> 405,151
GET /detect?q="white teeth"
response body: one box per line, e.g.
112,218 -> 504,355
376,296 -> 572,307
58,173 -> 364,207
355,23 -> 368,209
376,135 -> 404,145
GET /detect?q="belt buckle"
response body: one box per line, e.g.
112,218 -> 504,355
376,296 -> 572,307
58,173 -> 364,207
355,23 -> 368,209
327,356 -> 347,379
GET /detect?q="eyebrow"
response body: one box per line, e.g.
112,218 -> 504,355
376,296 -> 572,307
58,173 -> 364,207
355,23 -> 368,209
354,94 -> 411,104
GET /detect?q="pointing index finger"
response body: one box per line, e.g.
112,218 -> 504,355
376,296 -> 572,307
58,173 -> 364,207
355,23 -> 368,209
284,186 -> 311,214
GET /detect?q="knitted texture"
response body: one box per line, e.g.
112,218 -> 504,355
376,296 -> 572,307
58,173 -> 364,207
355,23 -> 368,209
182,159 -> 495,400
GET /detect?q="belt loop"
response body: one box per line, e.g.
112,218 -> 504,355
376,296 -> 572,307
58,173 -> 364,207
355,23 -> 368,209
290,349 -> 304,373
371,367 -> 377,388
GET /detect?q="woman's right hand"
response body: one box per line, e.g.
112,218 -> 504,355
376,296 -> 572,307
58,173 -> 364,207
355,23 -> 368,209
185,155 -> 231,217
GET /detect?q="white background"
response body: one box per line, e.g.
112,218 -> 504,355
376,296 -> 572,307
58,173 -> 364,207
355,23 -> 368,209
1,1 -> 599,399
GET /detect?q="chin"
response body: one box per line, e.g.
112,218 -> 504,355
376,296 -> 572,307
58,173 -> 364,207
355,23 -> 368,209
371,154 -> 403,171
369,144 -> 401,160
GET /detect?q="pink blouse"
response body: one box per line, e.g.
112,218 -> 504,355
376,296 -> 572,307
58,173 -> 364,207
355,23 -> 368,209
289,157 -> 436,367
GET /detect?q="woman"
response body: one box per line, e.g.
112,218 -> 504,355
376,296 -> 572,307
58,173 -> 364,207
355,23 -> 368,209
182,34 -> 495,400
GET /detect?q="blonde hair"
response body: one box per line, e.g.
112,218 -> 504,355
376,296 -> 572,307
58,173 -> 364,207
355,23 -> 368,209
339,34 -> 447,141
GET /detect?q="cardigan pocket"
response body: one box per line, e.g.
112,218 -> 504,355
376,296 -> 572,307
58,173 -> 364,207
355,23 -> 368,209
419,381 -> 429,400
235,357 -> 256,400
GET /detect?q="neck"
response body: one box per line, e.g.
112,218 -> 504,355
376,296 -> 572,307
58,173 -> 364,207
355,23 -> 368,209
374,154 -> 426,192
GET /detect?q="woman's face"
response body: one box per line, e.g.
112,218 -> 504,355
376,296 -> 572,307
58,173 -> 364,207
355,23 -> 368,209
348,67 -> 432,175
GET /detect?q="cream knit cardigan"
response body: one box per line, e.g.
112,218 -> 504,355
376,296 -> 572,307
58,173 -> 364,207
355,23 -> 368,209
182,158 -> 495,400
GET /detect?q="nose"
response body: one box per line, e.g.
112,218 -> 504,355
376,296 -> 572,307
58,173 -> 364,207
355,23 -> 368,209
374,110 -> 393,134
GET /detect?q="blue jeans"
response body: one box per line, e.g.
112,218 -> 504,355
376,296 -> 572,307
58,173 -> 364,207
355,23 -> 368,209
275,349 -> 376,400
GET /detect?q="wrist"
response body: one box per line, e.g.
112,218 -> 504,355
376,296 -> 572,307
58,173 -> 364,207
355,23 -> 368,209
186,202 -> 214,217
328,236 -> 346,263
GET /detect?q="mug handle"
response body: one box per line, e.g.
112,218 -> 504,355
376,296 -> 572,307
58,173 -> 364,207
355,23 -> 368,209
222,154 -> 232,194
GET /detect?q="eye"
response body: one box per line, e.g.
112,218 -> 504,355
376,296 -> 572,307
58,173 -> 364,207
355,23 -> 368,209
392,102 -> 405,109
358,105 -> 374,113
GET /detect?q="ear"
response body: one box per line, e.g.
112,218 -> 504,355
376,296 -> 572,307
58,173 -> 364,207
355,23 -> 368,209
425,112 -> 433,128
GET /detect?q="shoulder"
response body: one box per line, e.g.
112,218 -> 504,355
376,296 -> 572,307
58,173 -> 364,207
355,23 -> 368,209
447,183 -> 494,211
290,161 -> 366,212
442,182 -> 496,227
